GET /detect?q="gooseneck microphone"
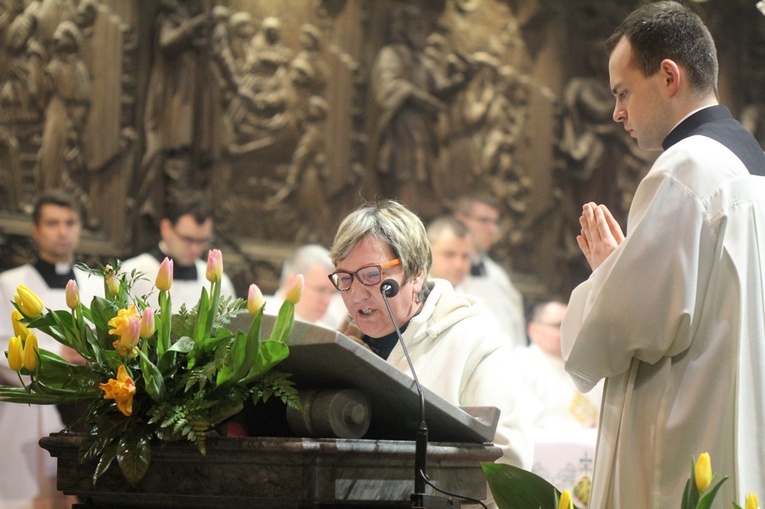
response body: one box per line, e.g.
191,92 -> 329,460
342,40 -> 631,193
380,279 -> 429,505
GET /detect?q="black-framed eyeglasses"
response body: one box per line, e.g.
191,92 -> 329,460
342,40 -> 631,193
328,259 -> 401,291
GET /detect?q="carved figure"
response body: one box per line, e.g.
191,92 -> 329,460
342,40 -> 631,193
36,20 -> 90,201
371,4 -> 475,204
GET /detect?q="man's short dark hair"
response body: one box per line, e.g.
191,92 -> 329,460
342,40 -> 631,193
32,189 -> 82,225
606,1 -> 718,98
164,193 -> 213,226
454,192 -> 499,217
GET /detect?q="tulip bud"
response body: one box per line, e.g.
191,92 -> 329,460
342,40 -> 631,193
558,489 -> 573,509
139,308 -> 155,339
11,309 -> 29,339
22,332 -> 38,372
105,271 -> 121,297
247,284 -> 264,316
14,285 -> 44,318
156,258 -> 173,291
120,317 -> 141,352
206,249 -> 223,283
746,493 -> 760,509
7,335 -> 23,371
66,279 -> 80,309
695,452 -> 712,492
285,274 -> 304,304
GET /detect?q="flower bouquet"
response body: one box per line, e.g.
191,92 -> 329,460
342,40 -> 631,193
0,250 -> 302,486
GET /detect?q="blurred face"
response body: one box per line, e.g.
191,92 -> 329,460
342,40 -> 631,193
429,230 -> 472,287
334,235 -> 424,338
456,202 -> 500,255
33,204 -> 81,263
160,214 -> 212,266
527,302 -> 567,358
292,264 -> 336,322
609,37 -> 670,151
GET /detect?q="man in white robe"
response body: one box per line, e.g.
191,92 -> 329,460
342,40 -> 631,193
0,189 -> 102,506
121,193 -> 236,309
561,2 -> 765,508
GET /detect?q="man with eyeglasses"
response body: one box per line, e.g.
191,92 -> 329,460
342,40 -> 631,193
121,193 -> 236,309
453,193 -> 526,350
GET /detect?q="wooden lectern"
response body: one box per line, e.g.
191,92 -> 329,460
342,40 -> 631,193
41,317 -> 502,508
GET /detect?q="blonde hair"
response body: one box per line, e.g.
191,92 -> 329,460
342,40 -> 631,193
330,200 -> 431,283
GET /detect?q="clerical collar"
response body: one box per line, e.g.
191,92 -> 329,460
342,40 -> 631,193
363,321 -> 410,360
148,246 -> 198,281
33,259 -> 75,289
662,105 -> 729,150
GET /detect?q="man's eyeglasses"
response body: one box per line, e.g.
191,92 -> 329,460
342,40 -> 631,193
173,227 -> 213,247
328,259 -> 401,291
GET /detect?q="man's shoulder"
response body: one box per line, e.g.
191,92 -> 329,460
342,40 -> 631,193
0,264 -> 36,286
120,253 -> 160,270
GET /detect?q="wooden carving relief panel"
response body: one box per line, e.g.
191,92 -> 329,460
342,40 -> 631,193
5,0 -> 756,300
0,0 -> 136,264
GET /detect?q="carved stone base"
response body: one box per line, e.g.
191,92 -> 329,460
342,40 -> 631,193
41,433 -> 501,508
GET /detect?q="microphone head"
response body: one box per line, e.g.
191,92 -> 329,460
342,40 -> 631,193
380,279 -> 400,298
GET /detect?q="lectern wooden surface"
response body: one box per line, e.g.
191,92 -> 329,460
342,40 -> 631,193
41,434 -> 502,508
252,314 -> 501,443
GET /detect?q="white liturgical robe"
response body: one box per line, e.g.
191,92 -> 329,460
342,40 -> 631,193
562,127 -> 765,508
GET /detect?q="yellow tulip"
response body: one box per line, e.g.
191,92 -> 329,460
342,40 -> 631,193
156,257 -> 173,291
695,452 -> 712,492
11,309 -> 29,339
105,270 -> 120,298
558,489 -> 573,509
99,365 -> 136,416
22,332 -> 38,372
205,249 -> 223,283
65,279 -> 80,309
285,274 -> 304,304
14,285 -> 44,318
247,284 -> 263,316
746,492 -> 759,509
7,335 -> 23,371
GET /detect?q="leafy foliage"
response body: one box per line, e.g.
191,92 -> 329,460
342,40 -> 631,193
0,257 -> 302,486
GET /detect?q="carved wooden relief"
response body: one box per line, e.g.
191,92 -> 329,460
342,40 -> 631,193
0,0 -> 759,301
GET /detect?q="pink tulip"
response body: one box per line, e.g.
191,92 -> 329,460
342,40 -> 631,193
66,279 -> 80,309
139,308 -> 155,339
206,249 -> 223,283
285,274 -> 304,304
248,284 -> 264,315
156,258 -> 173,291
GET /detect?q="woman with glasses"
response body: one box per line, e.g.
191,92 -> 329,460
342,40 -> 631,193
328,200 -> 533,471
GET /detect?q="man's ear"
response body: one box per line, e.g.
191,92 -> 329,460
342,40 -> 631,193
159,218 -> 172,238
661,58 -> 681,97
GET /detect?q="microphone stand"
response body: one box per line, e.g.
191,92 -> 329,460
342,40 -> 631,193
380,281 -> 453,509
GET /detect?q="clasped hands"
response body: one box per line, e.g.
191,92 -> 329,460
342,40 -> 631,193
577,202 -> 625,271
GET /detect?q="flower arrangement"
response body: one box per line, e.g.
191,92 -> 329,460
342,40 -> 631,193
0,250 -> 303,486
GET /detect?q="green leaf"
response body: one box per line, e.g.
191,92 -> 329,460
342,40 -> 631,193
482,462 -> 568,509
92,440 -> 119,486
117,433 -> 151,486
696,476 -> 728,509
269,301 -> 295,344
136,348 -> 166,402
684,458 -> 700,509
89,297 -> 120,348
243,340 -> 289,382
